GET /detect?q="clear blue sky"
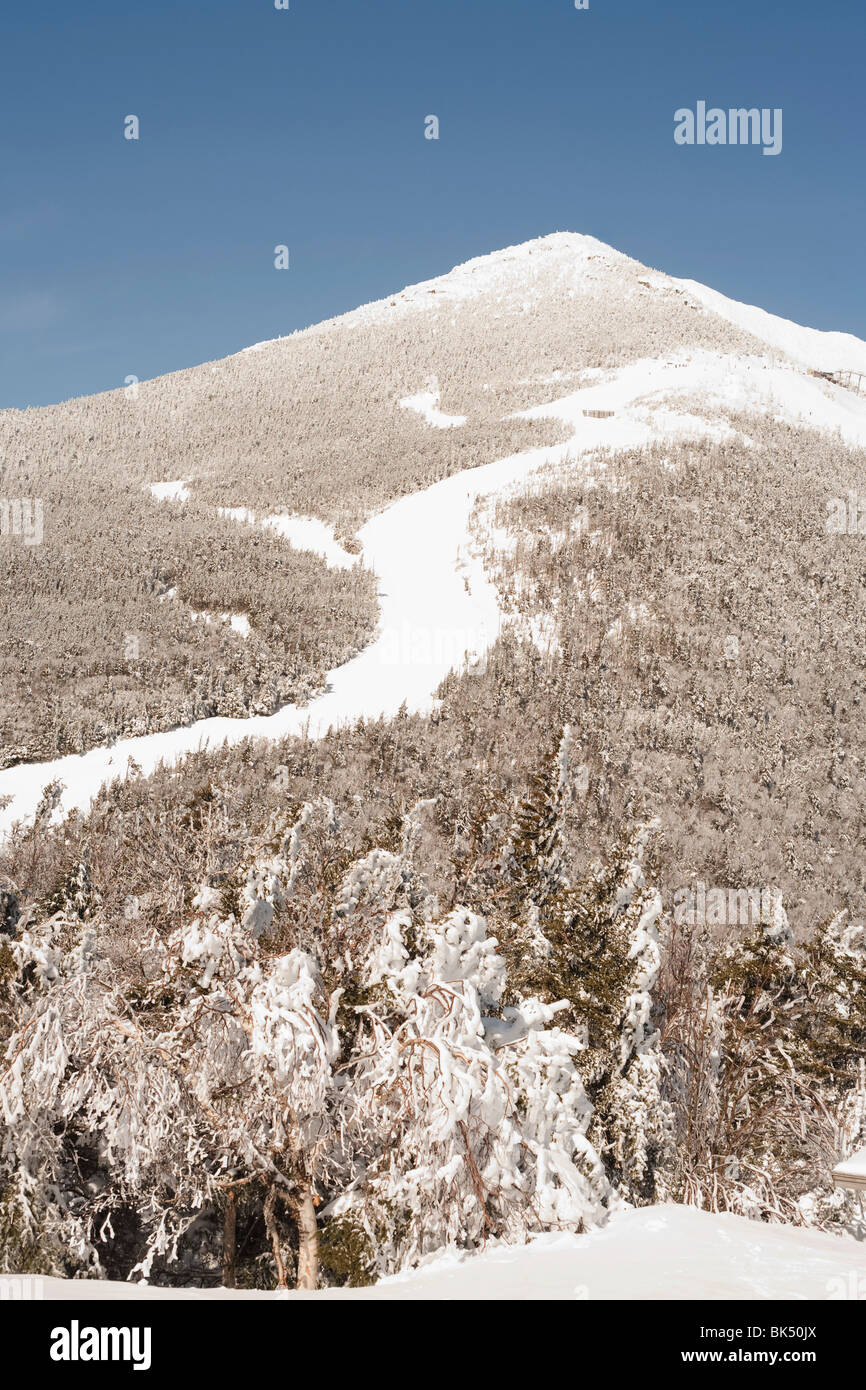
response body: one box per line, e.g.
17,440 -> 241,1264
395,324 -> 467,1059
1,0 -> 864,407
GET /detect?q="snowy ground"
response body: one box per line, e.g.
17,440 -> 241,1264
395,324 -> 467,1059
670,273 -> 866,377
520,349 -> 866,448
3,243 -> 866,837
218,504 -> 361,569
9,1206 -> 865,1301
148,478 -> 190,503
399,386 -> 467,429
257,512 -> 359,569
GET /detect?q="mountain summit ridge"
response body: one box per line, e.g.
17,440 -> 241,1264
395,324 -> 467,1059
242,230 -> 866,380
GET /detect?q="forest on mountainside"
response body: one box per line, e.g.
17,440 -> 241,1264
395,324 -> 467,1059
2,418 -> 866,1287
0,241 -> 773,765
1,727 -> 862,1289
473,418 -> 866,931
0,491 -> 378,765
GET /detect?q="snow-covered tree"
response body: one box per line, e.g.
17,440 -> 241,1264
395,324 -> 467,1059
505,724 -> 574,913
330,900 -> 609,1275
596,826 -> 674,1201
0,796 -> 616,1286
0,853 -> 342,1286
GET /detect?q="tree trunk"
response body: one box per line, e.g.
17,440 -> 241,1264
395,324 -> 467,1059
295,1188 -> 318,1291
264,1184 -> 288,1290
222,1188 -> 237,1289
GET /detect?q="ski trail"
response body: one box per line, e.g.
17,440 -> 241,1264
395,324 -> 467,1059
2,352 -> 865,837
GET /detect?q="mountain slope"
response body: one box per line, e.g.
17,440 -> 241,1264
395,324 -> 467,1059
669,270 -> 866,375
3,239 -> 866,1292
3,233 -> 866,812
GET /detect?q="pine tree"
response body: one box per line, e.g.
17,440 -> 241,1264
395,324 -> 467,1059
505,725 -> 574,912
799,912 -> 866,1087
579,824 -> 674,1201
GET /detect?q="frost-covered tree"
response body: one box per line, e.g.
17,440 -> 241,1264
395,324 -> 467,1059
502,747 -> 674,1204
5,773 -> 861,1289
594,826 -> 674,1201
0,798 -> 614,1287
800,912 -> 866,1090
505,724 -> 574,913
0,853 -> 342,1286
664,898 -> 866,1229
330,900 -> 609,1275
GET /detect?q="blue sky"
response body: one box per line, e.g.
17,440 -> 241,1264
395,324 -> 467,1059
1,0 -> 864,407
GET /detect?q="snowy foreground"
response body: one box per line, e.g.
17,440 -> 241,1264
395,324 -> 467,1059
14,1207 -> 866,1301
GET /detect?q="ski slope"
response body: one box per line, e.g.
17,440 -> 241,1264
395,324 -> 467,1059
10,1205 -> 865,1300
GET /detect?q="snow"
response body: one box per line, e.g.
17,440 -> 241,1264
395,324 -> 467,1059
324,232 -> 630,327
259,513 -> 359,570
519,350 -> 866,448
834,1145 -> 866,1181
9,1205 -> 865,1300
187,611 -> 248,636
148,479 -> 190,503
4,242 -> 866,838
225,230 -> 866,383
218,504 -> 358,569
238,234 -> 630,348
189,610 -> 251,639
671,275 -> 866,376
399,388 -> 467,429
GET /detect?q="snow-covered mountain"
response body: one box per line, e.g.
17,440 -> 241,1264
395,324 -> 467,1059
3,233 -> 866,833
253,230 -> 866,378
3,234 -> 866,1300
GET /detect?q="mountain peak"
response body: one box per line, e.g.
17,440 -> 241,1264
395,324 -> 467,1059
253,230 -> 866,380
258,231 -> 640,352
